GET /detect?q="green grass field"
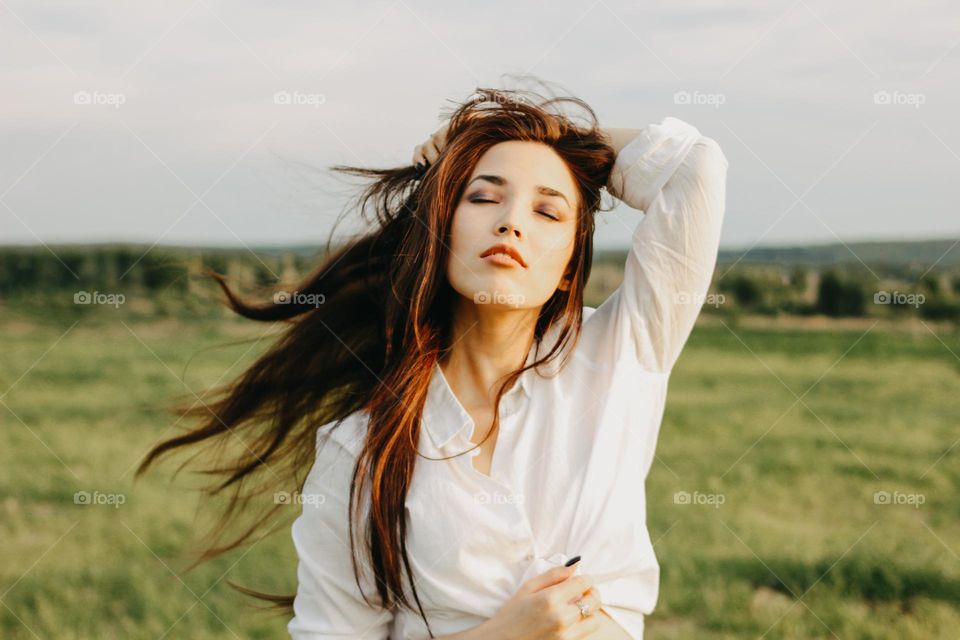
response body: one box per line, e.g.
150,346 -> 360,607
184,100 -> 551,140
1,310 -> 958,639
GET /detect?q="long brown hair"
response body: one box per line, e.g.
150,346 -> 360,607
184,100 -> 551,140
135,79 -> 618,636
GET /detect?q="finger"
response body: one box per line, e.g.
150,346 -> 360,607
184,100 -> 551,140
544,573 -> 593,603
565,613 -> 602,640
565,587 -> 601,620
422,137 -> 441,165
578,587 -> 602,612
560,590 -> 603,640
589,586 -> 603,608
520,564 -> 578,595
411,143 -> 425,166
432,122 -> 450,148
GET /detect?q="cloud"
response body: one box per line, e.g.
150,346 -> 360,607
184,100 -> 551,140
1,0 -> 958,248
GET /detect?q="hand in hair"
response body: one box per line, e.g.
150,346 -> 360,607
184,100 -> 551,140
411,120 -> 452,169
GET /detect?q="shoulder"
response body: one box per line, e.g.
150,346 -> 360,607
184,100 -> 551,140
316,408 -> 371,459
302,409 -> 371,498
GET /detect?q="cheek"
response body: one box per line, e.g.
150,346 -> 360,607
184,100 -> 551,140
448,207 -> 479,256
537,229 -> 576,273
445,208 -> 481,285
522,231 -> 576,297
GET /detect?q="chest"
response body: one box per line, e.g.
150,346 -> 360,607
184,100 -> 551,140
466,407 -> 497,476
398,356 -> 666,622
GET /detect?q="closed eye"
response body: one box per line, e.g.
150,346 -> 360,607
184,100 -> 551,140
470,198 -> 559,221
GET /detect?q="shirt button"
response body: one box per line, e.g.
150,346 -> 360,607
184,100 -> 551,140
524,553 -> 533,561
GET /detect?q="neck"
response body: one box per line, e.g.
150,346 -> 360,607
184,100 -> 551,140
439,297 -> 538,408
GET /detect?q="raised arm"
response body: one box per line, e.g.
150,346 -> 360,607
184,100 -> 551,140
601,116 -> 728,374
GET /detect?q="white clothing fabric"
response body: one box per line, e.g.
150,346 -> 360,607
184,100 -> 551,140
288,116 -> 729,639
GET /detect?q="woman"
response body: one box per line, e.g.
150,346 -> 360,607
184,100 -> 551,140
137,83 -> 728,639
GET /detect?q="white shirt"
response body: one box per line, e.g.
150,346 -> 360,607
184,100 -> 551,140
288,116 -> 729,640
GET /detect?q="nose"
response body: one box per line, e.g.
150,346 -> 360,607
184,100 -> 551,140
497,222 -> 520,238
494,200 -> 524,239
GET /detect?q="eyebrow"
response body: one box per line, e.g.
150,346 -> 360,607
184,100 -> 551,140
466,175 -> 571,208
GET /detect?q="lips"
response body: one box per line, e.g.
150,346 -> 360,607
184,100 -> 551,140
480,243 -> 527,268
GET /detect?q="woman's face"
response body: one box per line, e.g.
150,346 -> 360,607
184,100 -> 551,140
446,140 -> 580,311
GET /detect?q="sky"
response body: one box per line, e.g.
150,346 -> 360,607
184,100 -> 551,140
0,0 -> 957,253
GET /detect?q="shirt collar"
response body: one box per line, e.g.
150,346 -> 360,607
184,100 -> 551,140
423,335 -> 543,450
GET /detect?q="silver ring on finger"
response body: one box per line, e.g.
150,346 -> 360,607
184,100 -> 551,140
574,597 -> 592,619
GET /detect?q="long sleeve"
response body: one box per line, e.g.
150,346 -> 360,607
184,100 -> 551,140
604,116 -> 728,374
288,427 -> 394,640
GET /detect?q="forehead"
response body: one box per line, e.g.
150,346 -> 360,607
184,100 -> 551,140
468,140 -> 578,206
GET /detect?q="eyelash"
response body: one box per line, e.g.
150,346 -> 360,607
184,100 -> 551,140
470,198 -> 559,221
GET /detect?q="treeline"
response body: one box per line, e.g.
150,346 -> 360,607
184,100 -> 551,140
710,265 -> 960,321
0,245 -> 326,294
1,245 -> 958,322
0,245 -> 320,319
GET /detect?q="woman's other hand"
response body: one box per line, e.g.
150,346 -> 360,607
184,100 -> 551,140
475,563 -> 603,640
